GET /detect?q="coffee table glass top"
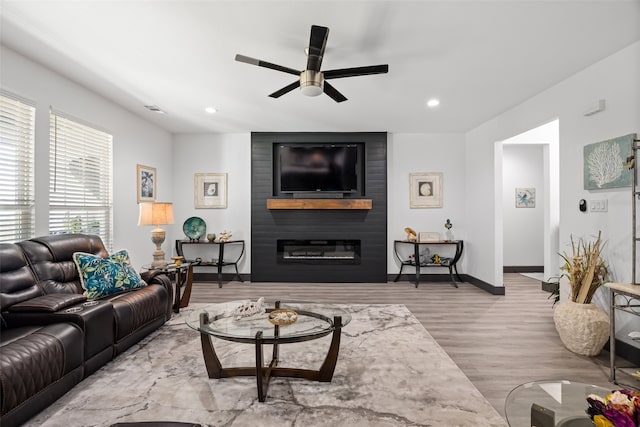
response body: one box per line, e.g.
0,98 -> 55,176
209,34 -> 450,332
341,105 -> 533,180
505,380 -> 612,427
186,300 -> 351,343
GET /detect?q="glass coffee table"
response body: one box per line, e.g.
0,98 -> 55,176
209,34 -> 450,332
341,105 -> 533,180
186,300 -> 351,402
505,380 -> 612,427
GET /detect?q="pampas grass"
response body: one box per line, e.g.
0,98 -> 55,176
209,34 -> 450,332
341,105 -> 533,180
560,231 -> 608,304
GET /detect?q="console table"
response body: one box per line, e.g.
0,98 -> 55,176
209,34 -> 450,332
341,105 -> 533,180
393,240 -> 463,288
175,240 -> 245,288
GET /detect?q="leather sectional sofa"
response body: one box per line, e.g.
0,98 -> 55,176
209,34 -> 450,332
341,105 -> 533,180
0,234 -> 173,427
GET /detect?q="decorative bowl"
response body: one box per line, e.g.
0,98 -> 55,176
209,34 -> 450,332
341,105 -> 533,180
183,217 -> 206,241
267,309 -> 298,325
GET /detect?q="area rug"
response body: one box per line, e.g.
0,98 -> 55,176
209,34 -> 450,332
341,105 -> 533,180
24,304 -> 507,427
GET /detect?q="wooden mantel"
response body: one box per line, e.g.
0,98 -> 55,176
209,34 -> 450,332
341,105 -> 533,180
266,198 -> 373,210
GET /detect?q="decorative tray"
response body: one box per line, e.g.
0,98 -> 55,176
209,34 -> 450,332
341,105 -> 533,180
267,309 -> 298,325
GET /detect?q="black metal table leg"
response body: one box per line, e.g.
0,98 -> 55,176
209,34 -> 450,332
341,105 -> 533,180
414,243 -> 420,288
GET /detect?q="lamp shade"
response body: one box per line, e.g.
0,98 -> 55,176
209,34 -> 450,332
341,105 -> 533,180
138,202 -> 174,226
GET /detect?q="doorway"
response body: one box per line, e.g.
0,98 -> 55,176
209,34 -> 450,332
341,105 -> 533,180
496,119 -> 560,282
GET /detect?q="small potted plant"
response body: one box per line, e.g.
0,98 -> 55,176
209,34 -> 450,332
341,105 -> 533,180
553,231 -> 610,356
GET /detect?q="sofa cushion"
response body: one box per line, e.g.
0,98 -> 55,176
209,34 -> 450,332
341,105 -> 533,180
109,285 -> 167,341
0,243 -> 43,312
0,323 -> 84,417
18,234 -> 109,295
73,250 -> 145,299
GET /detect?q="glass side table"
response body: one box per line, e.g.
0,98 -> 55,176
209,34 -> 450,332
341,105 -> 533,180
143,262 -> 193,313
505,380 -> 611,427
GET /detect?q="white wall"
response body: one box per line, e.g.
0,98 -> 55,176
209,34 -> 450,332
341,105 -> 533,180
5,36 -> 638,295
465,41 -> 640,290
172,132 -> 468,276
387,133 -> 467,274
502,145 -> 544,267
171,133 -> 252,273
0,46 -> 174,268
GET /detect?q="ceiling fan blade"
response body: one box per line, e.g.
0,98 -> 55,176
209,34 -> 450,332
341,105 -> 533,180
324,64 -> 389,79
323,82 -> 347,103
306,25 -> 329,72
235,54 -> 301,76
269,81 -> 301,98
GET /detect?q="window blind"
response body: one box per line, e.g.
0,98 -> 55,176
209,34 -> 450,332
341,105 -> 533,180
49,112 -> 113,249
0,93 -> 35,243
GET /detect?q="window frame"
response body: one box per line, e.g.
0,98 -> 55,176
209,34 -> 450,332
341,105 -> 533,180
48,110 -> 113,249
0,91 -> 36,243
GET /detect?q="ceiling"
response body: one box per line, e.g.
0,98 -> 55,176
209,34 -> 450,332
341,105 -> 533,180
1,1 -> 639,134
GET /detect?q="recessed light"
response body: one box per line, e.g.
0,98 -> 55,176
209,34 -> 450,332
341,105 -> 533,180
144,105 -> 166,114
204,107 -> 217,114
426,99 -> 440,108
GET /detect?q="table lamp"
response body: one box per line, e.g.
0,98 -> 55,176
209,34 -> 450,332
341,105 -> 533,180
138,202 -> 174,266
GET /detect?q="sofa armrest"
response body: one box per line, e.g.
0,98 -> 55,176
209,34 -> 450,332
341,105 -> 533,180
140,269 -> 168,285
140,270 -> 174,319
8,294 -> 87,313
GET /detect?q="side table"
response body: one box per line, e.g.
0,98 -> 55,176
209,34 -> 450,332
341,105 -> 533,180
505,380 -> 611,427
144,263 -> 194,313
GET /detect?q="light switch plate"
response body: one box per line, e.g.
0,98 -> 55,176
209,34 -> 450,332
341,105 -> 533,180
590,199 -> 608,212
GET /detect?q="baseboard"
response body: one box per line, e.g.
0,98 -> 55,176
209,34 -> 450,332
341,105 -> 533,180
605,339 -> 640,366
503,266 -> 544,273
193,273 -> 251,282
541,281 -> 559,293
387,274 -> 506,295
463,274 -> 506,295
388,273 -> 456,283
195,272 -> 505,295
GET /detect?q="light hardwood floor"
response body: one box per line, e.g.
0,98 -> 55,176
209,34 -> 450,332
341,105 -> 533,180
188,273 -> 616,417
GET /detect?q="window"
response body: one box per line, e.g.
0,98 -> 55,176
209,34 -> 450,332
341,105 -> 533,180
0,93 -> 35,243
49,112 -> 113,249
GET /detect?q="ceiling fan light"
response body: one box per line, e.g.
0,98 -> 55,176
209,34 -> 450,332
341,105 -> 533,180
300,70 -> 324,97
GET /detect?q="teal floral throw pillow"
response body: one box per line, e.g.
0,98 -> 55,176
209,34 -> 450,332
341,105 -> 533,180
73,250 -> 145,299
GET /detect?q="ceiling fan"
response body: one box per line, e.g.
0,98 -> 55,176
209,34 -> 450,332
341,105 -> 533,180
235,25 -> 389,103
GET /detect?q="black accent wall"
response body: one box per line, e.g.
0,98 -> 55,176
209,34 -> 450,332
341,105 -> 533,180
251,132 -> 387,282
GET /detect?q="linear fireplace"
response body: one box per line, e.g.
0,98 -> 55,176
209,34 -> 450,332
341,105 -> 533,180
277,240 -> 361,264
251,132 -> 387,282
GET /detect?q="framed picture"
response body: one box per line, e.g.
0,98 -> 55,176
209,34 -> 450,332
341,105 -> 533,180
583,133 -> 634,190
194,173 -> 227,209
410,172 -> 443,208
136,164 -> 156,203
515,188 -> 536,208
419,232 -> 441,242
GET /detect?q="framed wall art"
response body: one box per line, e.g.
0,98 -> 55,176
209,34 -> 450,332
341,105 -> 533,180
136,164 -> 156,203
418,231 -> 441,242
194,173 -> 227,209
583,133 -> 634,190
410,172 -> 442,208
515,188 -> 535,208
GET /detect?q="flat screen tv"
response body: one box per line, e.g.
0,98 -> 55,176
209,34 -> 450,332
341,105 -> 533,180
275,143 -> 364,195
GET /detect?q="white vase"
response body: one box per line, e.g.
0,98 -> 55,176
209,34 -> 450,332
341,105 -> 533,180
553,300 -> 610,357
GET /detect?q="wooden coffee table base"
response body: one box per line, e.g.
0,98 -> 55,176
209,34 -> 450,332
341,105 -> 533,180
199,314 -> 343,402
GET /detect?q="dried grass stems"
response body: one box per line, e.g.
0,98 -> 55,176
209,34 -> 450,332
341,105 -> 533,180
560,231 -> 608,304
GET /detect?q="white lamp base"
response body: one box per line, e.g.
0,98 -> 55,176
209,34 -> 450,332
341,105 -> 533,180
151,227 -> 167,267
